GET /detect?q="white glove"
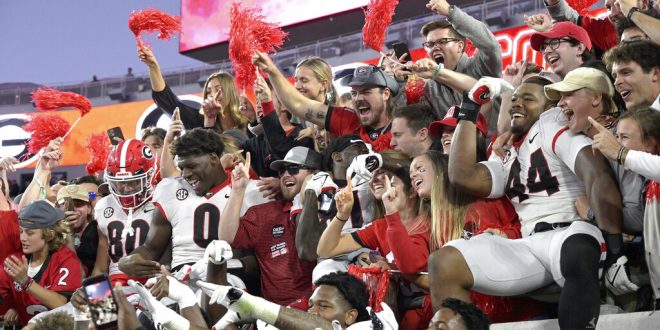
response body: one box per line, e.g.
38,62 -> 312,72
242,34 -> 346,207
367,303 -> 398,330
212,310 -> 245,330
468,77 -> 514,105
347,152 -> 382,191
197,280 -> 279,325
605,256 -> 639,296
306,171 -> 338,196
204,240 -> 233,265
128,280 -> 191,330
165,276 -> 197,309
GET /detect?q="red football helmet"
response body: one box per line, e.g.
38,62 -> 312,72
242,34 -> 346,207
105,139 -> 156,209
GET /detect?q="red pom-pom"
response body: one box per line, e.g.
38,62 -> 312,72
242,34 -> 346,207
85,133 -> 112,175
362,0 -> 399,52
347,265 -> 390,312
32,87 -> 92,116
129,8 -> 182,48
229,3 -> 287,92
23,114 -> 71,154
405,78 -> 426,105
565,0 -> 598,15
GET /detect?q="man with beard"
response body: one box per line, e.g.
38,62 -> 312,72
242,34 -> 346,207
252,52 -> 398,152
421,0 -> 503,118
218,147 -> 320,305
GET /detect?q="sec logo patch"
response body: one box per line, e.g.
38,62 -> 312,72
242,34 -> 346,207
104,207 -> 114,218
176,188 -> 189,201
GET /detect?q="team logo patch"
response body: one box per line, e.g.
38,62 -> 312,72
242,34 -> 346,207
104,207 -> 114,218
176,188 -> 189,200
272,224 -> 285,238
142,146 -> 153,159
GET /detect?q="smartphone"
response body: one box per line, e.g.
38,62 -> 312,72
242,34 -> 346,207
83,274 -> 118,330
318,191 -> 336,215
63,197 -> 75,212
107,127 -> 125,146
391,41 -> 410,62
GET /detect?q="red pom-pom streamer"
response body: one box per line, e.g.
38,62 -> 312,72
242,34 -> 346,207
565,0 -> 598,15
347,265 -> 390,312
405,78 -> 426,105
23,114 -> 70,154
229,3 -> 288,92
32,87 -> 92,116
129,8 -> 182,49
85,133 -> 112,175
362,0 -> 399,52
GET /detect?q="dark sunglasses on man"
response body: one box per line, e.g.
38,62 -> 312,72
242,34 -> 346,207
278,164 -> 312,177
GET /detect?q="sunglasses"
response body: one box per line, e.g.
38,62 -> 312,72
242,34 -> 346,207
278,164 -> 312,177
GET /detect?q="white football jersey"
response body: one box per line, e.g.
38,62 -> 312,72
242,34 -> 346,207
153,177 -> 270,269
96,195 -> 156,278
482,108 -> 591,236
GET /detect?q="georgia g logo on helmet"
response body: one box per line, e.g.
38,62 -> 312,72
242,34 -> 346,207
105,139 -> 156,210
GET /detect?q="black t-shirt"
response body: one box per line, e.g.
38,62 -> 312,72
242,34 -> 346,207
76,220 -> 99,276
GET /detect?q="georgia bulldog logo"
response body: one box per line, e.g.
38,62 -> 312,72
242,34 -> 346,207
104,207 -> 114,218
176,188 -> 189,201
142,146 -> 153,159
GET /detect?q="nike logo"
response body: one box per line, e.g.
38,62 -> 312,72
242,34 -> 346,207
225,194 -> 230,198
528,132 -> 539,144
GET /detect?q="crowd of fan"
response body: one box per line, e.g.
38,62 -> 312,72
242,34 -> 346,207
1,0 -> 659,329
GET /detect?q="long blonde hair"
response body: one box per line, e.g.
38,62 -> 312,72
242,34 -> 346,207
296,56 -> 338,106
199,72 -> 248,131
376,150 -> 431,235
425,151 -> 477,250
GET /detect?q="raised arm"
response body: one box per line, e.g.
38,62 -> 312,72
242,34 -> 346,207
118,210 -> 170,278
448,100 -> 494,197
18,138 -> 63,210
316,180 -> 362,258
295,190 -> 325,261
407,59 -> 478,94
138,47 -> 166,92
544,0 -> 581,23
252,51 -> 329,127
160,108 -> 183,178
623,4 -> 660,44
218,154 -> 250,244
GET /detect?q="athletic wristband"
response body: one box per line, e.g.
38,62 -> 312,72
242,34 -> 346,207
431,63 -> 444,81
455,94 -> 481,124
604,233 -> 624,266
627,7 -> 640,21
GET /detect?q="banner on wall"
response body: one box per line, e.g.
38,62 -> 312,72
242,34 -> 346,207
0,95 -> 202,169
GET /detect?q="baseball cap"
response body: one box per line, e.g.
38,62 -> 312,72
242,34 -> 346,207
428,105 -> 489,137
18,200 -> 66,229
270,146 -> 322,171
340,65 -> 399,96
56,184 -> 90,204
530,21 -> 592,52
544,67 -> 615,101
323,135 -> 369,171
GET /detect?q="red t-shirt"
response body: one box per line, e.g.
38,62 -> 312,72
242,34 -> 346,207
468,197 -> 522,239
352,213 -> 430,273
232,200 -> 315,305
326,106 -> 392,152
0,248 -> 83,325
0,210 -> 21,264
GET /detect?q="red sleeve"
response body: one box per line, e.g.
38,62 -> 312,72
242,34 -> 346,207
385,213 -> 430,274
231,206 -> 259,249
0,264 -> 16,312
353,219 -> 384,250
48,248 -> 83,293
471,198 -> 522,239
327,106 -> 361,136
581,16 -> 618,51
261,101 -> 275,117
0,211 -> 21,264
